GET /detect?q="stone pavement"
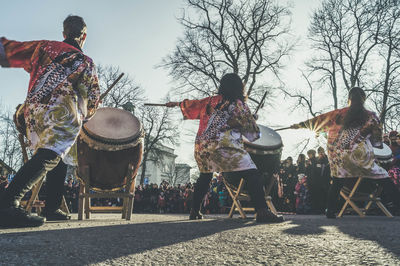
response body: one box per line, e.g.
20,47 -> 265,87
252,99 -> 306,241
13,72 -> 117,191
0,213 -> 399,265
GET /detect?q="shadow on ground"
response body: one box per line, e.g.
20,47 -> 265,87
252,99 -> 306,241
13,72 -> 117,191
283,215 -> 400,258
0,217 -> 257,265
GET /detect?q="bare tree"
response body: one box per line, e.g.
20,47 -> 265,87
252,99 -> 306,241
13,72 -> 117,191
138,105 -> 180,184
162,0 -> 294,109
304,0 -> 386,112
280,71 -> 322,118
97,65 -> 145,109
367,1 -> 400,129
0,109 -> 23,171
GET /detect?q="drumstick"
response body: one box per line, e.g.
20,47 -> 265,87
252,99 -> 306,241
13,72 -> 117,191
144,103 -> 167,107
254,90 -> 269,115
100,73 -> 125,100
274,126 -> 292,131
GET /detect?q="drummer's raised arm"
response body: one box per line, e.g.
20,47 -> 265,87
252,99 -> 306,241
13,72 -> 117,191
178,97 -> 212,120
296,109 -> 342,133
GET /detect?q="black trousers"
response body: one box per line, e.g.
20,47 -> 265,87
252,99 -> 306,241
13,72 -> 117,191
1,148 -> 67,212
192,169 -> 268,212
327,177 -> 400,213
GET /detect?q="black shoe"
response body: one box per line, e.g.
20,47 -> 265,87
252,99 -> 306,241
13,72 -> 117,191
0,206 -> 45,228
42,209 -> 71,221
256,209 -> 284,223
189,209 -> 203,220
325,209 -> 336,219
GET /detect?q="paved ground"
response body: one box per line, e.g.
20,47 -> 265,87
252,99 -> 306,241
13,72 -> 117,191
0,213 -> 399,265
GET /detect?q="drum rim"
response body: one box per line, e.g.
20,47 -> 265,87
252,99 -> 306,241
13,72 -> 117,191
83,107 -> 143,144
244,124 -> 283,151
82,125 -> 143,145
244,140 -> 283,151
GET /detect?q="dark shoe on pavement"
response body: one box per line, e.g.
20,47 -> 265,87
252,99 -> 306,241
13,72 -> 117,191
189,209 -> 203,220
0,206 -> 45,228
42,209 -> 71,221
256,209 -> 284,223
325,209 -> 336,219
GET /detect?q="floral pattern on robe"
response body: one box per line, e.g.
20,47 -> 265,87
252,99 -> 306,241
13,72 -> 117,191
299,108 -> 388,179
0,38 -> 100,165
180,95 -> 260,173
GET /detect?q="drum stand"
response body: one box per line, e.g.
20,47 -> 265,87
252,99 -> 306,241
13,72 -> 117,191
17,133 -> 70,215
78,164 -> 136,220
222,173 -> 277,219
338,177 -> 393,218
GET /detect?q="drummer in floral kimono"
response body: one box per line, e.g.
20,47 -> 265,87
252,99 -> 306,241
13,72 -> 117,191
167,73 -> 283,223
291,87 -> 400,218
0,15 -> 100,227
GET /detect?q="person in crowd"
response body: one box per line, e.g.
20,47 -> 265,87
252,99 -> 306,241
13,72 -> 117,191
309,147 -> 331,214
281,159 -> 297,212
294,174 -> 311,214
0,175 -> 9,194
383,133 -> 391,147
389,131 -> 400,166
0,15 -> 100,227
166,73 -> 283,223
291,87 -> 400,218
296,154 -> 307,175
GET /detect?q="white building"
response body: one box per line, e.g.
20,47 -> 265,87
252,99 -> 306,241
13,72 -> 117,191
136,144 -> 191,185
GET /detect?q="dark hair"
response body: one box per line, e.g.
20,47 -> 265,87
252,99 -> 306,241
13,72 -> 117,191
63,15 -> 87,40
307,149 -> 316,157
217,73 -> 245,102
297,154 -> 306,164
342,87 -> 368,129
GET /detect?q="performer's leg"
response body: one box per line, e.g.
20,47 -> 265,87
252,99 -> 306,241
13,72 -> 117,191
190,173 -> 213,219
43,160 -> 71,220
326,176 -> 344,218
0,148 -> 61,227
240,169 -> 283,223
237,169 -> 267,211
376,178 -> 400,210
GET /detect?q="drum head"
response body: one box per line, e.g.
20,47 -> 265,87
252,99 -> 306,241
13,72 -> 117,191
244,124 -> 283,151
373,143 -> 392,159
83,107 -> 141,144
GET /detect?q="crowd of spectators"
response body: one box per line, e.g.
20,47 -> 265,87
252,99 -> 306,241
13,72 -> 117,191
270,147 -> 331,214
62,177 -> 232,214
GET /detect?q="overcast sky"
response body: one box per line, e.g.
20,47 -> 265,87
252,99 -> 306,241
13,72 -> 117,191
0,0 -> 324,167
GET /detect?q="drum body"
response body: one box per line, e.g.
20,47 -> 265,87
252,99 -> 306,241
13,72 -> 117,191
373,143 -> 393,170
224,125 -> 283,189
77,107 -> 144,192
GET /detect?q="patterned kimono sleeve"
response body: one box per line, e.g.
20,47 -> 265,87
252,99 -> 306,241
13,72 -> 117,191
0,37 -> 42,71
228,100 -> 260,142
298,109 -> 341,133
83,61 -> 101,119
179,97 -> 211,120
368,112 -> 383,147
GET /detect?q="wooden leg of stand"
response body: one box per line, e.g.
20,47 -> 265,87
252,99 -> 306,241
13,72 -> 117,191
235,180 -> 246,219
78,184 -> 85,220
60,196 -> 70,215
78,166 -> 90,220
84,181 -> 90,219
338,178 -> 365,218
223,179 -> 236,218
124,164 -> 136,220
122,197 -> 127,219
26,178 -> 45,214
266,196 -> 278,214
376,201 -> 394,217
